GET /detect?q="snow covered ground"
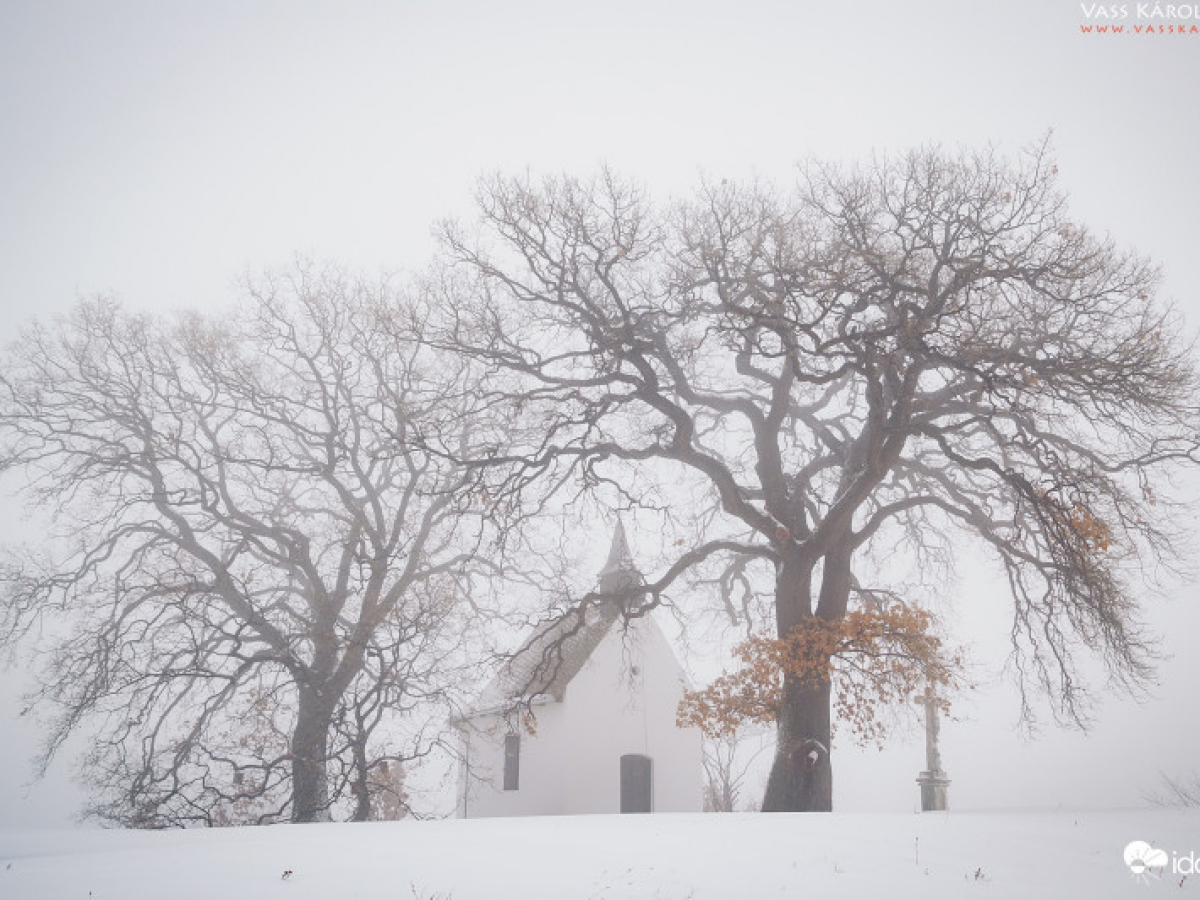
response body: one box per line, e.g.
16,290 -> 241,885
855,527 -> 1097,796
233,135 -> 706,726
2,809 -> 1197,899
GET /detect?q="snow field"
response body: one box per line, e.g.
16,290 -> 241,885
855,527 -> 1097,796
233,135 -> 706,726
2,809 -> 1198,899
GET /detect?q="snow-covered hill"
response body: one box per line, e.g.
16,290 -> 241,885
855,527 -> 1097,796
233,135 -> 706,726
2,810 -> 1197,899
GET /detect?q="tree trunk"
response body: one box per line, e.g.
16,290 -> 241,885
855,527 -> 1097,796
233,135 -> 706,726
761,674 -> 833,812
762,548 -> 834,812
349,727 -> 371,822
292,688 -> 334,823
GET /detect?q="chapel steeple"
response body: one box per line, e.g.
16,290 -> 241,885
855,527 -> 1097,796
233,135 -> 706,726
597,519 -> 641,596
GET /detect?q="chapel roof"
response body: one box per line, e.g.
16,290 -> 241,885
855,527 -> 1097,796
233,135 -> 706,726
469,523 -> 643,712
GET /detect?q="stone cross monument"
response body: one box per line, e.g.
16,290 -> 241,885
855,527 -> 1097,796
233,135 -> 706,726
915,683 -> 950,811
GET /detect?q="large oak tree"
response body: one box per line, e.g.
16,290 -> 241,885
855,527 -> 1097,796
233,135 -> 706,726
429,141 -> 1199,811
0,268 -> 505,825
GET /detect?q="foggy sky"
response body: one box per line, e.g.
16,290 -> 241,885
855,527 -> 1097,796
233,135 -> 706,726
1,0 -> 1198,827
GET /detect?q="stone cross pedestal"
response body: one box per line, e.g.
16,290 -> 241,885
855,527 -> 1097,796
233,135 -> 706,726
915,684 -> 950,812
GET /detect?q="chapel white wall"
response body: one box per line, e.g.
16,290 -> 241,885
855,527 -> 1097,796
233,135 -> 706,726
457,615 -> 702,817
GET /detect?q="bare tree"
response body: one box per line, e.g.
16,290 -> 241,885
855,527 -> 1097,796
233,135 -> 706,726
1145,771 -> 1200,809
429,140 -> 1199,811
702,730 -> 769,813
0,266 -> 506,825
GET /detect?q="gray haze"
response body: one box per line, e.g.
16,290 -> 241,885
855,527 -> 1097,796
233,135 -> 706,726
1,0 -> 1198,827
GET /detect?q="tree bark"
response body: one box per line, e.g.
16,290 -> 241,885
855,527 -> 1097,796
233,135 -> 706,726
761,674 -> 833,812
349,726 -> 371,822
762,548 -> 835,812
292,688 -> 334,823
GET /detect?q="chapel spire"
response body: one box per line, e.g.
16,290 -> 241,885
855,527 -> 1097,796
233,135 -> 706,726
597,519 -> 641,595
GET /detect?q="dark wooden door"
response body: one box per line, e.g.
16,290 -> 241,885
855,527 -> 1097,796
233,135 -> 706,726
503,734 -> 520,791
620,754 -> 653,813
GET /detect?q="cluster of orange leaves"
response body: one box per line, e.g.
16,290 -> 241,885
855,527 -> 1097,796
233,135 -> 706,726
677,604 -> 959,747
1034,487 -> 1115,556
1066,503 -> 1112,553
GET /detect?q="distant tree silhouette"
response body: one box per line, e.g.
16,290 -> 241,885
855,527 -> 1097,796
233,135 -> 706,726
0,267 -> 508,824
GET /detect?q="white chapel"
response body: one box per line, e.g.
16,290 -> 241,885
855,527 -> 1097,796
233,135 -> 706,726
454,523 -> 703,817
